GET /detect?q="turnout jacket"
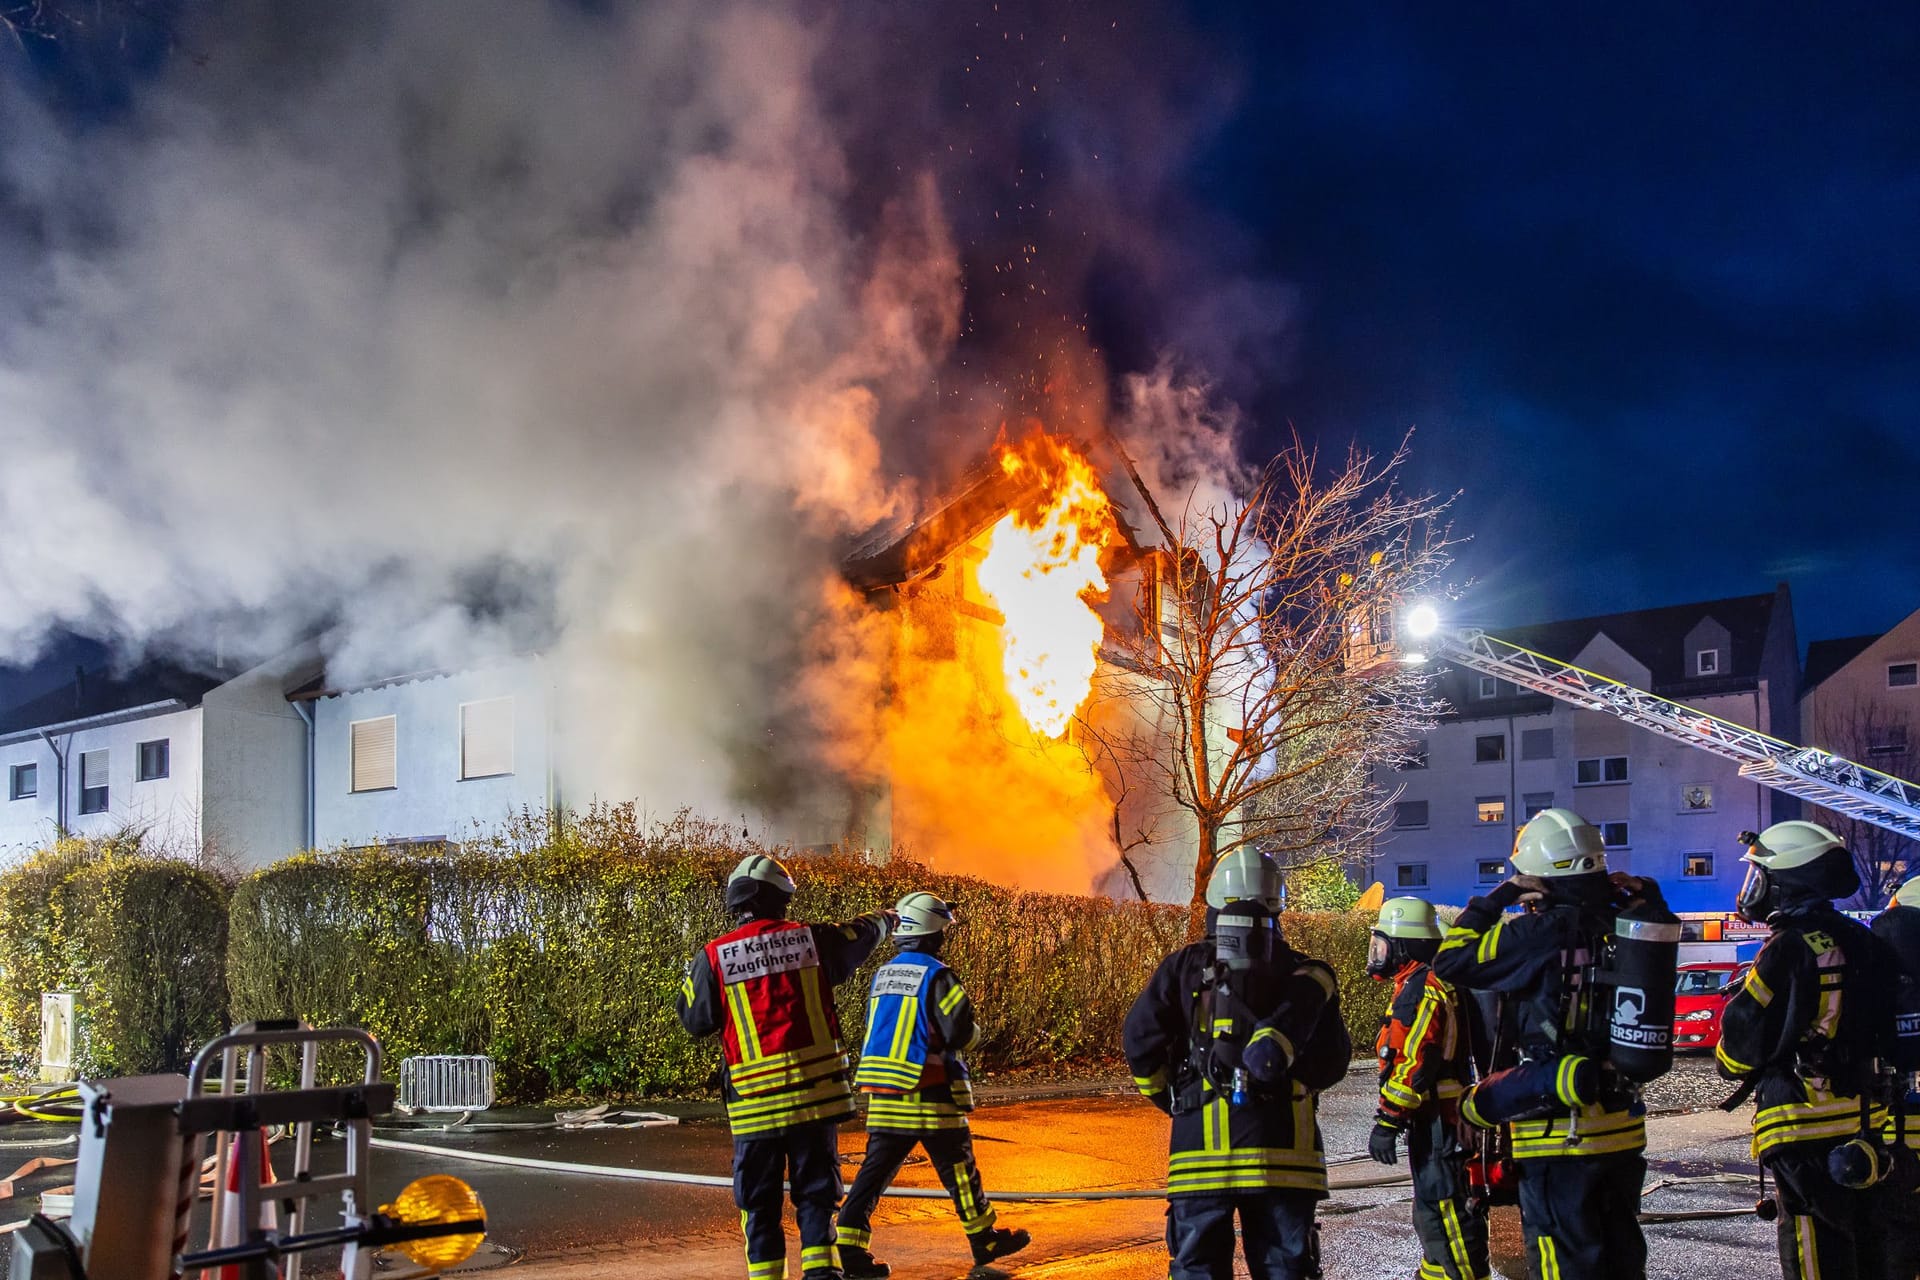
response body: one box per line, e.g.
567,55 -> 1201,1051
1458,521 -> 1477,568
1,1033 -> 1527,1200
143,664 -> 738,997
678,911 -> 889,1138
1375,960 -> 1472,1124
853,948 -> 981,1131
1123,932 -> 1351,1198
1716,903 -> 1889,1160
1433,895 -> 1646,1161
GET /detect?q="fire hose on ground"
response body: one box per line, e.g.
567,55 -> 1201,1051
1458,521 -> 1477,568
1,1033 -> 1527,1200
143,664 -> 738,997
367,1135 -> 1765,1223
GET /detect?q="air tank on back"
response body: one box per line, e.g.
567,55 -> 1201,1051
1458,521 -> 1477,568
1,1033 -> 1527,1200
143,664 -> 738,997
1600,894 -> 1682,1083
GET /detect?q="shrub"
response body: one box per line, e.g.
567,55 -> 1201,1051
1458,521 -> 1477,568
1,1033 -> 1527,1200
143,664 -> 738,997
0,838 -> 230,1077
227,807 -> 1385,1102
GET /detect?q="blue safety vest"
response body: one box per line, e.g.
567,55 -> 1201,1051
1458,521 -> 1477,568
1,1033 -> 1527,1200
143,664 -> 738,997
854,951 -> 945,1092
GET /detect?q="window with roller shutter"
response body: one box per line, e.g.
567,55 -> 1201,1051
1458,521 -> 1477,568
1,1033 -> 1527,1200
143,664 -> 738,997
460,698 -> 514,780
351,717 -> 397,792
78,749 -> 109,814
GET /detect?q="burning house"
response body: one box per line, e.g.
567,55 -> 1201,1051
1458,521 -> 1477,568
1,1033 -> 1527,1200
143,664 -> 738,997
837,430 -> 1199,900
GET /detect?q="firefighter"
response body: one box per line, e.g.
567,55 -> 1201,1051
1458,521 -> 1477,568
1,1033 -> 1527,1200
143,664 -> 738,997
677,854 -> 893,1280
834,891 -> 1030,1278
1123,849 -> 1352,1280
1716,821 -> 1892,1280
1873,875 -> 1920,1280
1366,896 -> 1489,1280
1431,808 -> 1656,1280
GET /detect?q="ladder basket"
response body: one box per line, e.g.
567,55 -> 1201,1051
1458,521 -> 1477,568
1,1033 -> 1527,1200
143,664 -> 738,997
399,1055 -> 496,1113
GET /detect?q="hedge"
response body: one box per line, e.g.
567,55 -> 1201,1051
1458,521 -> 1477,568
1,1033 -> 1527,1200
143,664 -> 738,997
0,839 -> 230,1077
226,809 -> 1384,1102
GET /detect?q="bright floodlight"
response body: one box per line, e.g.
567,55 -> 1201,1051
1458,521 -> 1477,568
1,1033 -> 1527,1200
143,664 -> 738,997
1404,602 -> 1441,640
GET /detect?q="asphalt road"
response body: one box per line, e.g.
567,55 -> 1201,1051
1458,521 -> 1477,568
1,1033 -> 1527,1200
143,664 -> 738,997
0,1058 -> 1783,1278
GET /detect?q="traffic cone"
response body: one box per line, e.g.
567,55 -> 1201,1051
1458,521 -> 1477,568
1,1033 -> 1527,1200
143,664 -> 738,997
211,1129 -> 279,1280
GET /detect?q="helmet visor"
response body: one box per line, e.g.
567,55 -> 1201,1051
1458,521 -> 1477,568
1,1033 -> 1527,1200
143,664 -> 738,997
1365,932 -> 1393,977
1735,860 -> 1770,923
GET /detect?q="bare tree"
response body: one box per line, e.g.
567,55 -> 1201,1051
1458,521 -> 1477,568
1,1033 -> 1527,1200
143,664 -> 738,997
1090,431 -> 1452,917
1804,693 -> 1920,907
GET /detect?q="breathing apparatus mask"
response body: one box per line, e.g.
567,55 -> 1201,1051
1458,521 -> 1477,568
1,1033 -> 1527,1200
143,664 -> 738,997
1205,901 -> 1279,1105
1734,829 -> 1861,923
1366,931 -> 1439,980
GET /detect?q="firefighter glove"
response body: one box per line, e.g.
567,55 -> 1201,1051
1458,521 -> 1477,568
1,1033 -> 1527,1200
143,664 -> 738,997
1368,1117 -> 1402,1165
1481,878 -> 1525,911
1243,1033 -> 1290,1086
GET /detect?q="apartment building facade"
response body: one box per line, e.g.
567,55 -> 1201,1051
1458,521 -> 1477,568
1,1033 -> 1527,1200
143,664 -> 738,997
1369,586 -> 1801,914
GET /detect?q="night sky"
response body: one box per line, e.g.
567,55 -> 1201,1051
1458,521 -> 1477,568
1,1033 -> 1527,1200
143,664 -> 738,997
1178,6 -> 1920,645
9,1 -> 1919,654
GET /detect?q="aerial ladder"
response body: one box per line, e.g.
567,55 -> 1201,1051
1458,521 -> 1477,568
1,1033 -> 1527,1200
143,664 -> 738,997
1401,622 -> 1920,841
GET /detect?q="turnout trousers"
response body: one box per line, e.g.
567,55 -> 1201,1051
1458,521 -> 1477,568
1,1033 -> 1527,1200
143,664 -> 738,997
837,1126 -> 995,1248
1766,1142 -> 1885,1280
1407,1117 -> 1489,1280
1513,1150 -> 1647,1280
1165,1191 -> 1320,1280
734,1120 -> 843,1279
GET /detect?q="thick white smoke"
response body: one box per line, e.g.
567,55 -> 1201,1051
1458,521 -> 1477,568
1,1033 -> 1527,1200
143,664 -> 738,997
0,3 -> 960,823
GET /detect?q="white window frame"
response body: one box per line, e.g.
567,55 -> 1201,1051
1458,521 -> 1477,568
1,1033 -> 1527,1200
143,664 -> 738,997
1522,791 -> 1555,821
1475,796 -> 1508,825
1393,800 -> 1430,830
350,715 -> 398,793
1576,755 -> 1630,785
1600,821 -> 1630,849
1680,783 -> 1715,813
1890,661 -> 1918,689
1683,852 -> 1715,878
1396,863 -> 1429,889
8,763 -> 35,801
1477,675 -> 1500,699
459,697 -> 516,781
1696,648 -> 1719,676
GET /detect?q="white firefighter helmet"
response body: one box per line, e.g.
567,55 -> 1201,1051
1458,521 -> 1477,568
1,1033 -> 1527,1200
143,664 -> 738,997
727,853 -> 796,896
1893,876 -> 1920,909
1206,849 -> 1284,911
1741,820 -> 1845,871
1511,808 -> 1608,878
1374,896 -> 1443,940
894,891 -> 956,938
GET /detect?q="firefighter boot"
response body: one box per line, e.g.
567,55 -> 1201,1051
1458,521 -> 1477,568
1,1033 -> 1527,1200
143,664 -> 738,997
838,1246 -> 891,1279
969,1226 -> 1031,1269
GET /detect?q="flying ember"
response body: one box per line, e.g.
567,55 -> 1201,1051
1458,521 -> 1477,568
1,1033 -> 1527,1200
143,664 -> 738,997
976,437 -> 1120,739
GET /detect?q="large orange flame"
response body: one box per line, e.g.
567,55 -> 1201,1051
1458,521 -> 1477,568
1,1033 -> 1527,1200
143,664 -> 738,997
976,437 -> 1120,739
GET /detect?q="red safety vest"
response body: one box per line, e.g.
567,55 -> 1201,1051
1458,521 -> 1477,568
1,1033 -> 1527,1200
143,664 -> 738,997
703,919 -> 853,1135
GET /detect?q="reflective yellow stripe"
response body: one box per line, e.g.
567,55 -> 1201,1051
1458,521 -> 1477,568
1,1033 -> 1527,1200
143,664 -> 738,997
1477,920 -> 1506,964
1133,1069 -> 1168,1094
1201,1097 -> 1229,1153
939,983 -> 968,1016
726,981 -> 765,1059
681,974 -> 696,1006
1753,1090 -> 1861,1158
1166,1146 -> 1329,1195
746,1261 -> 784,1280
888,994 -> 919,1062
801,965 -> 833,1045
1715,1040 -> 1754,1075
836,1226 -> 872,1248
1440,1197 -> 1476,1280
1510,1106 -> 1645,1159
1743,966 -> 1775,1007
801,1245 -> 837,1270
1296,964 -> 1337,998
866,1092 -> 972,1131
1795,1214 -> 1821,1280
1538,1234 -> 1561,1280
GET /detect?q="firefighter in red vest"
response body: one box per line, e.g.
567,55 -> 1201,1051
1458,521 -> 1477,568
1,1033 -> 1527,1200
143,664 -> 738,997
678,854 -> 893,1280
1366,896 -> 1488,1280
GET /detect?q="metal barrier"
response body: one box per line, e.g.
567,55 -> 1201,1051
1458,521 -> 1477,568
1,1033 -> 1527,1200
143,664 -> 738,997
399,1055 -> 496,1113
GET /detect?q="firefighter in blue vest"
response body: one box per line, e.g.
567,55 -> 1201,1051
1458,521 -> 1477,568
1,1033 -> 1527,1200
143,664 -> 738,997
1123,849 -> 1351,1280
835,891 -> 1029,1279
1366,896 -> 1488,1280
677,854 -> 893,1280
1432,809 -> 1656,1280
1717,822 -> 1893,1280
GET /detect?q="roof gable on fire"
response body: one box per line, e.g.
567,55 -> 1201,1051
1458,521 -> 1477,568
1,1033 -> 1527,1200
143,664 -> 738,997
841,434 -> 1148,591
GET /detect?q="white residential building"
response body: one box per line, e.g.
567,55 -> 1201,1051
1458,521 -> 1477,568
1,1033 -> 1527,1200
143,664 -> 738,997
1368,586 -> 1801,915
